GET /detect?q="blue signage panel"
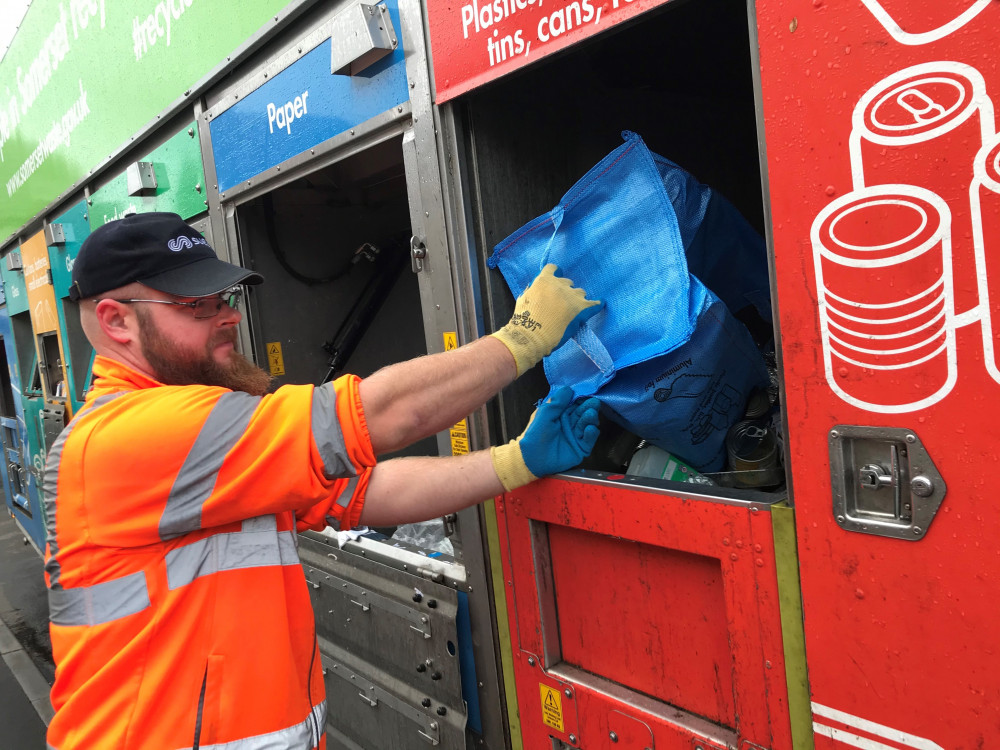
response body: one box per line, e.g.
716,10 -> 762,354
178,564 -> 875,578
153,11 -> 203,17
210,3 -> 409,193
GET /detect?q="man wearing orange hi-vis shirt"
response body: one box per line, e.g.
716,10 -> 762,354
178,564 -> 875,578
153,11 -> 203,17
43,212 -> 601,750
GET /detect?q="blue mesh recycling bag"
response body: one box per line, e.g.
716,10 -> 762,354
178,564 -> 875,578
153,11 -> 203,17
488,131 -> 771,471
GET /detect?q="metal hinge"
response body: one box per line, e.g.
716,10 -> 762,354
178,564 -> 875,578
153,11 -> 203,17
410,235 -> 426,273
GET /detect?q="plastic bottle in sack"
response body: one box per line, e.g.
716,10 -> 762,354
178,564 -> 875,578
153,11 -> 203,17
626,444 -> 715,485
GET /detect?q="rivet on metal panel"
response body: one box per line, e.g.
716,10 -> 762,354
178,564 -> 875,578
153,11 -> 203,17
610,732 -> 619,742
568,735 -> 577,745
756,558 -> 764,567
722,538 -> 730,546
421,616 -> 428,623
276,166 -> 280,171
766,660 -> 772,669
311,149 -> 315,155
730,553 -> 738,561
830,430 -> 840,439
351,129 -> 356,135
188,128 -> 194,136
417,663 -> 426,672
906,434 -> 916,444
431,672 -> 442,681
913,527 -> 922,535
837,515 -> 846,523
195,183 -> 202,192
564,688 -> 572,698
298,46 -> 302,53
87,199 -> 93,205
422,697 -> 431,707
220,194 -> 225,200
83,214 -> 88,220
427,599 -> 437,608
430,722 -> 438,730
437,706 -> 447,716
527,656 -> 536,666
398,106 -> 403,113
410,81 -> 415,88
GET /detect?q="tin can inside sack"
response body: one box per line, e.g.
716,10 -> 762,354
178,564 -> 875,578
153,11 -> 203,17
725,420 -> 782,488
850,62 -> 994,318
811,185 -> 957,412
973,133 -> 1000,384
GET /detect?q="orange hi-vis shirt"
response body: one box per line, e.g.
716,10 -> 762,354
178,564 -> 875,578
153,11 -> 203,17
43,356 -> 376,750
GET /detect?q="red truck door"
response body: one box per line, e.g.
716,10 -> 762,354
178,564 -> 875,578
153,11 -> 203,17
756,1 -> 1000,747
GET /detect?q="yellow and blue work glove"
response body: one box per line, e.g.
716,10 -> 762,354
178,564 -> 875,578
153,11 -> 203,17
490,387 -> 601,491
491,264 -> 602,376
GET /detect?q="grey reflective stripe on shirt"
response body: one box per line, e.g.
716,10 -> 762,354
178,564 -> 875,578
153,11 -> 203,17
159,391 -> 261,540
311,382 -> 356,479
44,392 -> 128,591
48,570 -> 150,627
337,475 -> 359,509
181,699 -> 327,750
165,515 -> 301,590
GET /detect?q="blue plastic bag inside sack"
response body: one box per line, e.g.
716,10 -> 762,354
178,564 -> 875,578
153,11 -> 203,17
488,131 -> 770,471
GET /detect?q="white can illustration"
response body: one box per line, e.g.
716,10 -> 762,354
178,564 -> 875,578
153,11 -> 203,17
812,185 -> 957,412
850,62 -> 994,320
973,133 -> 1000,385
859,0 -> 992,46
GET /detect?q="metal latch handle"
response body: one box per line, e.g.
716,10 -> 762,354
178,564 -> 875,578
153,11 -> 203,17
859,464 -> 893,491
410,236 -> 426,273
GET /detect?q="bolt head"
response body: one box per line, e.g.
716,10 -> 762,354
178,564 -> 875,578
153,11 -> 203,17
527,656 -> 535,666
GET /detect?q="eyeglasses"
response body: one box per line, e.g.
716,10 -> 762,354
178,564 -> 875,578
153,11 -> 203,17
104,288 -> 243,319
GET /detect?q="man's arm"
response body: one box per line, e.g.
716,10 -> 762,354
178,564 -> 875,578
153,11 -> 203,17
358,388 -> 601,526
358,337 -> 515,455
359,265 -> 600,454
358,451 -> 503,526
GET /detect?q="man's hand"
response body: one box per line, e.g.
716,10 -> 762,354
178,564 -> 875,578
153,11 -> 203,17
491,264 -> 601,376
490,387 -> 601,491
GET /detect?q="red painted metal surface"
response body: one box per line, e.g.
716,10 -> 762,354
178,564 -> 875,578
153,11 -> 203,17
496,477 -> 792,749
754,1 -> 1000,747
425,0 -> 674,103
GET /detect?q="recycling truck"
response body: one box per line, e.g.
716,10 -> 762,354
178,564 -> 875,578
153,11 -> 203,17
0,0 -> 997,747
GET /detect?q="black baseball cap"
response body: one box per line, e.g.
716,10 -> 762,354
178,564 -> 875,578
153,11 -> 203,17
70,212 -> 263,301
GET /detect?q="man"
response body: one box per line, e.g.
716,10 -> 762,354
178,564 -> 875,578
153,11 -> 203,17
43,211 -> 601,750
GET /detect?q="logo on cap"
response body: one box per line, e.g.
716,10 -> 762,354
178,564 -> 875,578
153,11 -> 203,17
167,235 -> 210,252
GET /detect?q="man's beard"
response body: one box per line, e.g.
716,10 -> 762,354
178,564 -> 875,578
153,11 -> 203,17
136,308 -> 273,397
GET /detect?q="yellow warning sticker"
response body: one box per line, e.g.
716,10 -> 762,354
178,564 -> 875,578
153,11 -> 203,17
539,684 -> 563,732
266,342 -> 285,376
450,419 -> 469,456
443,331 -> 458,351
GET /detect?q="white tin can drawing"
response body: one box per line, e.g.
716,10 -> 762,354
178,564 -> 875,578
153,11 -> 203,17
973,133 -> 1000,385
812,185 -> 957,412
850,62 -> 994,320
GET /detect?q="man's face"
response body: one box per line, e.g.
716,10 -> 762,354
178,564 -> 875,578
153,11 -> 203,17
134,298 -> 272,397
